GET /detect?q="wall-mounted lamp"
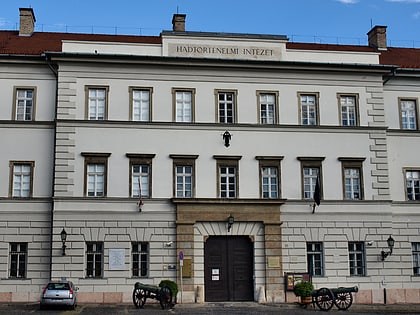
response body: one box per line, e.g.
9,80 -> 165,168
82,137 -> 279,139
222,130 -> 232,147
164,241 -> 173,247
227,214 -> 234,232
381,235 -> 395,261
60,228 -> 67,256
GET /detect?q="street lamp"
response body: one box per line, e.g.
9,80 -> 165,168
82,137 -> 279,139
381,235 -> 395,261
227,214 -> 234,232
60,228 -> 67,256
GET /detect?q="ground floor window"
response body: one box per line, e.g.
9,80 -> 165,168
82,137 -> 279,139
86,242 -> 103,278
9,243 -> 27,278
132,242 -> 149,277
412,243 -> 420,275
307,242 -> 323,277
349,242 -> 366,276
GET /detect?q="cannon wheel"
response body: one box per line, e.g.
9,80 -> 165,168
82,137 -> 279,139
132,288 -> 147,308
159,286 -> 173,310
315,287 -> 334,311
334,287 -> 353,310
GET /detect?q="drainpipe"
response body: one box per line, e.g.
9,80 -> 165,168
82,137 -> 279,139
44,54 -> 58,280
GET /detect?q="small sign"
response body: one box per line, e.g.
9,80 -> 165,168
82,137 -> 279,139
109,249 -> 125,271
179,251 -> 184,261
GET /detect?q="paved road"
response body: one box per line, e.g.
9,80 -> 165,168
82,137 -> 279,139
2,302 -> 420,315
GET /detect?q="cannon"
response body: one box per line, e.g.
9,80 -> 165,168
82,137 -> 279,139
132,282 -> 173,309
311,286 -> 358,311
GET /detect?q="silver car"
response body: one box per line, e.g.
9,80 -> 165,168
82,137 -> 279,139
40,281 -> 78,309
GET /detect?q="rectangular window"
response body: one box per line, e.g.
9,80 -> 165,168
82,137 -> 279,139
257,156 -> 283,199
127,154 -> 155,199
86,242 -> 103,278
9,243 -> 27,278
412,242 -> 420,275
214,156 -> 241,199
406,170 -> 420,201
339,94 -> 358,126
14,87 -> 36,121
299,93 -> 319,126
82,153 -> 110,197
400,99 -> 418,130
303,167 -> 319,200
262,167 -> 279,198
344,168 -> 361,200
220,166 -> 236,198
130,87 -> 152,121
173,89 -> 195,122
132,242 -> 149,277
258,92 -> 278,124
87,164 -> 105,197
86,86 -> 108,120
132,165 -> 150,198
10,161 -> 34,198
349,242 -> 366,276
298,157 -> 324,201
307,242 -> 323,277
340,158 -> 365,200
171,155 -> 197,198
216,90 -> 237,123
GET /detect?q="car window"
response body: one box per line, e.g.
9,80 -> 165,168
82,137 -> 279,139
47,283 -> 70,290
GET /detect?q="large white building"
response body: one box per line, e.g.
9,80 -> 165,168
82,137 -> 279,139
0,7 -> 419,304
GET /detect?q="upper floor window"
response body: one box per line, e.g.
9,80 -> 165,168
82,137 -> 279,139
132,242 -> 149,278
412,242 -> 420,276
339,157 -> 365,200
82,153 -> 111,197
86,86 -> 109,120
170,155 -> 198,198
9,243 -> 27,278
173,88 -> 195,122
299,93 -> 319,126
13,87 -> 36,121
10,161 -> 34,198
256,156 -> 283,199
339,94 -> 359,126
127,154 -> 155,199
86,242 -> 103,278
405,169 -> 420,201
130,87 -> 152,121
257,91 -> 278,124
298,157 -> 324,200
399,98 -> 418,130
307,242 -> 324,277
214,155 -> 241,198
216,90 -> 237,124
349,242 -> 366,276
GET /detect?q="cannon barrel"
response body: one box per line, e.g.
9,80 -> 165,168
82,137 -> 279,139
134,282 -> 160,292
330,286 -> 358,294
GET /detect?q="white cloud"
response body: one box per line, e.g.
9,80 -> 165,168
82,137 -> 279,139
0,18 -> 6,27
336,0 -> 359,3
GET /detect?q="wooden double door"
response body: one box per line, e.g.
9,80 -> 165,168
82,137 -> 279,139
204,236 -> 254,302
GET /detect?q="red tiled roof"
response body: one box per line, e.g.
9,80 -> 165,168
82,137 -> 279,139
0,31 -> 161,55
379,47 -> 420,69
287,42 -> 420,69
1,30 -> 419,69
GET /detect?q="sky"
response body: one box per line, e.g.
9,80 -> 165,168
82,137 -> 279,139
1,0 -> 420,47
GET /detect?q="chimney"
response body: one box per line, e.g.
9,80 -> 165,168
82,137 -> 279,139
367,25 -> 387,50
19,8 -> 36,36
172,14 -> 186,32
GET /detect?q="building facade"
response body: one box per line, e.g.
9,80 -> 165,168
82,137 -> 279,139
0,8 -> 420,304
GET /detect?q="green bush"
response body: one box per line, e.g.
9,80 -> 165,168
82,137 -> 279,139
293,280 -> 314,297
159,279 -> 178,299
